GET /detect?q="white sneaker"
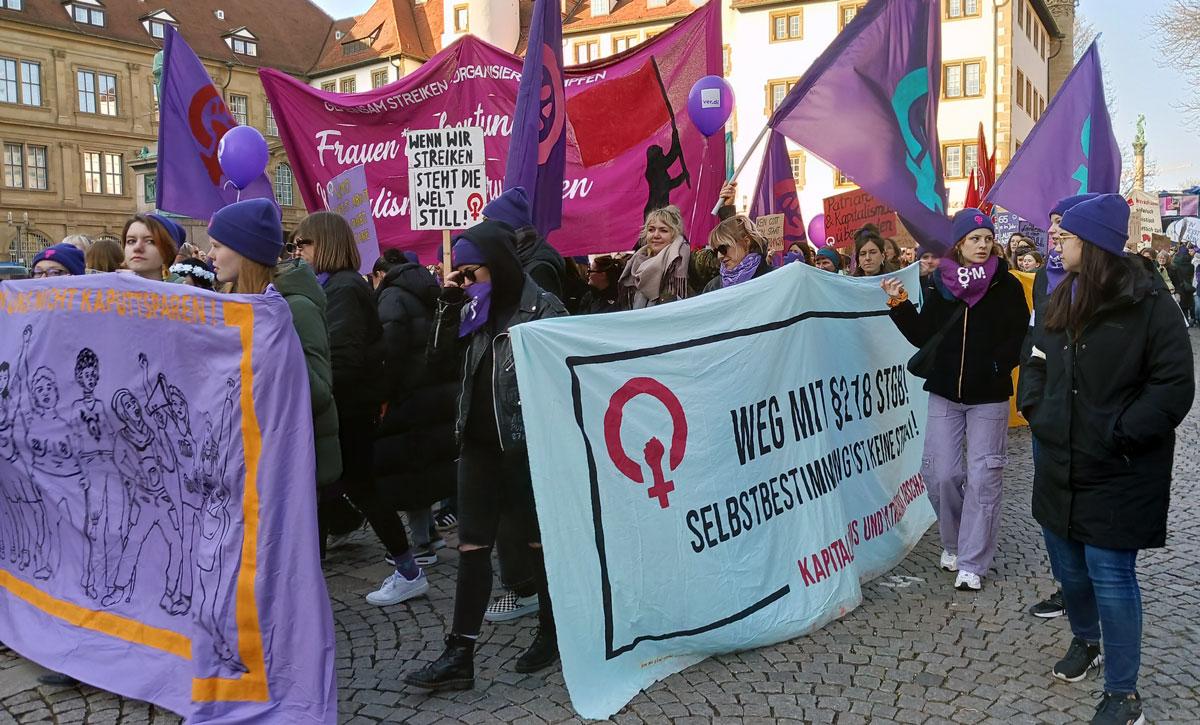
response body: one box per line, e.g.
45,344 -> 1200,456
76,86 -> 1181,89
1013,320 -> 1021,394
939,550 -> 958,572
366,570 -> 429,606
954,571 -> 982,591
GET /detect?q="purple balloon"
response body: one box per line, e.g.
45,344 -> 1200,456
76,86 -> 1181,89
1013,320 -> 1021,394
687,75 -> 734,137
808,214 -> 827,248
218,125 -> 269,191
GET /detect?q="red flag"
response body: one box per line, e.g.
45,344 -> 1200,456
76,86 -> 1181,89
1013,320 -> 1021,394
568,60 -> 671,167
975,122 -> 995,215
963,167 -> 981,210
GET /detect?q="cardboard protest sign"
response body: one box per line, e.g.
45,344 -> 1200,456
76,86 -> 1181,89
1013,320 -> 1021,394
406,128 -> 488,231
822,189 -> 915,249
0,275 -> 336,723
992,212 -> 1048,255
325,164 -> 381,274
756,214 -> 786,253
1126,190 -> 1162,246
512,263 -> 934,718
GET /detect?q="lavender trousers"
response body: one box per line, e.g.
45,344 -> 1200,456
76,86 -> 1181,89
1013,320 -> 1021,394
922,394 -> 1009,576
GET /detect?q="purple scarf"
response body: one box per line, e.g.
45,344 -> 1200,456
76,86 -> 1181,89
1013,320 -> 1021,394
937,255 -> 999,308
459,282 -> 492,338
1044,249 -> 1067,294
720,253 -> 762,288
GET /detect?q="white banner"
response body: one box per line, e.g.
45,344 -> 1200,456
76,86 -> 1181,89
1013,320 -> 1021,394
511,262 -> 936,718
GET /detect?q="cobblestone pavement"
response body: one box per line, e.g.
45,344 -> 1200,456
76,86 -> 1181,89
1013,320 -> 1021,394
3,333 -> 1199,725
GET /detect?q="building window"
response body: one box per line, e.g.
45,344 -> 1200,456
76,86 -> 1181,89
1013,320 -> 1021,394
0,1 -> 24,10
789,150 -> 806,190
265,100 -> 277,136
946,0 -> 980,19
943,60 -> 983,99
275,164 -> 294,207
835,168 -> 854,187
0,58 -> 15,104
838,2 -> 867,31
1017,0 -> 1025,30
69,3 -> 105,26
453,4 -> 469,32
770,10 -> 803,42
147,19 -> 169,39
766,78 -> 798,115
340,77 -> 356,93
941,140 -> 979,180
1015,69 -> 1025,110
372,69 -> 389,89
1026,78 -> 1033,114
24,144 -> 47,189
574,41 -> 600,64
78,69 -> 118,116
321,81 -> 336,92
1,58 -> 39,106
144,172 -> 156,204
227,36 -> 257,57
228,93 -> 248,126
3,143 -> 23,188
613,34 -> 638,54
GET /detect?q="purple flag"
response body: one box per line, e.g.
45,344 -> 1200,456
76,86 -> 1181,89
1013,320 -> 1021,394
750,130 -> 806,245
769,0 -> 952,252
157,25 -> 275,220
987,41 -> 1120,224
502,0 -> 567,236
323,164 -> 380,275
0,275 -> 336,723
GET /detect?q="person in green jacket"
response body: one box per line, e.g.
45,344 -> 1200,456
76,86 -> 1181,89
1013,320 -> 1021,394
206,199 -> 342,490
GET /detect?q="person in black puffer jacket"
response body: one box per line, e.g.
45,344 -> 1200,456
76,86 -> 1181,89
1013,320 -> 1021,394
882,209 -> 1029,593
296,212 -> 428,607
373,253 -> 459,562
405,220 -> 568,693
1019,194 -> 1194,725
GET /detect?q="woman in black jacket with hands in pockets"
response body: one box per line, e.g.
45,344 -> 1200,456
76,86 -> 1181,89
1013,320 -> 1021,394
1019,194 -> 1194,725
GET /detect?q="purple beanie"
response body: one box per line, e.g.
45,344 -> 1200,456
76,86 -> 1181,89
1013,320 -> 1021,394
481,187 -> 533,230
451,238 -> 487,268
33,243 -> 86,276
1059,193 -> 1129,256
207,199 -> 283,266
1049,193 -> 1100,221
148,213 -> 187,249
951,208 -> 995,244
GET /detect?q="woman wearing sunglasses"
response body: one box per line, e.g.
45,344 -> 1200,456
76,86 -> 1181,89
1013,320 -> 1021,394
702,216 -> 773,293
618,205 -> 693,309
406,220 -> 567,693
293,212 -> 427,606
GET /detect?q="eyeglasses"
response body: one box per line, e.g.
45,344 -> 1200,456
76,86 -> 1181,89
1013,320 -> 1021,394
711,244 -> 730,256
460,265 -> 482,282
32,269 -> 70,278
293,238 -> 314,249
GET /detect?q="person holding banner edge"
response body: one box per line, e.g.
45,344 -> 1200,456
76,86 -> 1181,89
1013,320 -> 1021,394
881,209 -> 1029,592
406,220 -> 567,692
1019,193 -> 1194,725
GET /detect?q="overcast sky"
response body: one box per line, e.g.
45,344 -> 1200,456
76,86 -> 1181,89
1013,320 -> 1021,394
309,0 -> 1197,190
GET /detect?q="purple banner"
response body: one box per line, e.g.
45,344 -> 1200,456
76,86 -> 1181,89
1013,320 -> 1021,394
157,25 -> 276,221
0,275 -> 335,723
750,130 -> 806,245
769,0 -> 952,252
260,2 -> 723,261
325,164 -> 380,275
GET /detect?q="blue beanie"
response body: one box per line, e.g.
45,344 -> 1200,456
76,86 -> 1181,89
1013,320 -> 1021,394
1049,193 -> 1100,221
1059,193 -> 1129,256
148,213 -> 187,249
207,199 -> 283,266
482,187 -> 533,230
33,243 -> 85,276
451,238 -> 486,268
951,208 -> 995,244
816,246 -> 842,270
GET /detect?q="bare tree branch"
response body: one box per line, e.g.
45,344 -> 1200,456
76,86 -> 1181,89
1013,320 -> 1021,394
1153,0 -> 1200,128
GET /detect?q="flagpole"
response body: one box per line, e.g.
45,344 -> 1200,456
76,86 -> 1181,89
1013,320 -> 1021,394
711,124 -> 770,215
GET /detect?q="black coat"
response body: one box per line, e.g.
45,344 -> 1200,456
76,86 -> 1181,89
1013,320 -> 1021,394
373,263 -> 458,509
1019,258 -> 1195,550
890,260 -> 1030,404
514,226 -> 566,301
323,269 -> 384,414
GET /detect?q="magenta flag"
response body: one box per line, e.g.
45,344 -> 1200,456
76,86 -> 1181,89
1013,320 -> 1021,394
750,130 -> 806,245
157,25 -> 276,220
0,275 -> 336,723
769,0 -> 952,252
986,41 -> 1121,224
503,0 -> 567,236
259,2 -> 723,261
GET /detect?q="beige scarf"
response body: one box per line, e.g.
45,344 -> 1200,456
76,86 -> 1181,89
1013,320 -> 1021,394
620,235 -> 690,309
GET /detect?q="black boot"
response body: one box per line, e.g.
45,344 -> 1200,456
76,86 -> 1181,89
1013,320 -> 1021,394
514,626 -> 559,673
405,634 -> 475,691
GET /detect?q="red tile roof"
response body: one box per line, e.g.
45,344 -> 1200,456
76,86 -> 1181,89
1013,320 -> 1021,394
1,0 -> 334,75
311,0 -> 438,73
562,0 -> 701,35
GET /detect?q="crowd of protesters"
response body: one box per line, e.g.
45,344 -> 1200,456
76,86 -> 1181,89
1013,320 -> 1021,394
0,178 -> 1195,725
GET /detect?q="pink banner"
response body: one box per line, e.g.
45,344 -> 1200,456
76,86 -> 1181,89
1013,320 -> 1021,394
260,3 -> 722,261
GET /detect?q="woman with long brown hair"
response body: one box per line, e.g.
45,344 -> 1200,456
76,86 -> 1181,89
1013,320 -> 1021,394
1019,194 -> 1193,725
121,214 -> 185,281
